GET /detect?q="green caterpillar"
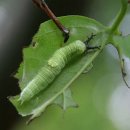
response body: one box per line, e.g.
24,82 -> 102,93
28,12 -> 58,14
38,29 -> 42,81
19,35 -> 96,104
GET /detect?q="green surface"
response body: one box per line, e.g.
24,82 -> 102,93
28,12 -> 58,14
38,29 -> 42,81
10,15 -> 110,122
9,0 -> 130,129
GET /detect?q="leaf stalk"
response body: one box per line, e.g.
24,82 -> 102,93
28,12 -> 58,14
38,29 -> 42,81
110,0 -> 128,33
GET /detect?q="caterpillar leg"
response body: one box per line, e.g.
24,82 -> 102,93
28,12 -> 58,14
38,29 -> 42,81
84,33 -> 101,52
84,33 -> 96,45
86,46 -> 101,51
117,47 -> 130,88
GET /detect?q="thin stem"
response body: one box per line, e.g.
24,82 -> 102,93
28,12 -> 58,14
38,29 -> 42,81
117,47 -> 130,88
32,0 -> 69,42
110,0 -> 128,33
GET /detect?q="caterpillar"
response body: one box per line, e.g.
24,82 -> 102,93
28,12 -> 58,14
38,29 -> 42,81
19,35 -> 97,104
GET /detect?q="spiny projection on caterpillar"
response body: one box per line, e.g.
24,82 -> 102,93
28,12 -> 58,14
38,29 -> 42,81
18,34 -> 100,104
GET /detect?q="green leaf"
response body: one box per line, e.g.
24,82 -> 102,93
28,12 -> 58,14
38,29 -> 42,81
9,15 -> 109,122
113,35 -> 130,58
54,88 -> 78,110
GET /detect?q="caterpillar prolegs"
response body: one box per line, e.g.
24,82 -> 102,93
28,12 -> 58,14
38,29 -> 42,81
19,35 -> 97,104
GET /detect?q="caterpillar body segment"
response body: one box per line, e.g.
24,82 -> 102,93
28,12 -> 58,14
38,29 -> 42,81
19,40 -> 87,103
48,40 -> 86,67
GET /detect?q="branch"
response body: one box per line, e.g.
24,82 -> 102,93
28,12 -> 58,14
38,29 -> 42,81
110,0 -> 128,33
32,0 -> 69,42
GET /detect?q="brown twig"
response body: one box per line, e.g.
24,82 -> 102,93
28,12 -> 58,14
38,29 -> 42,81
128,0 -> 130,3
32,0 -> 69,42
